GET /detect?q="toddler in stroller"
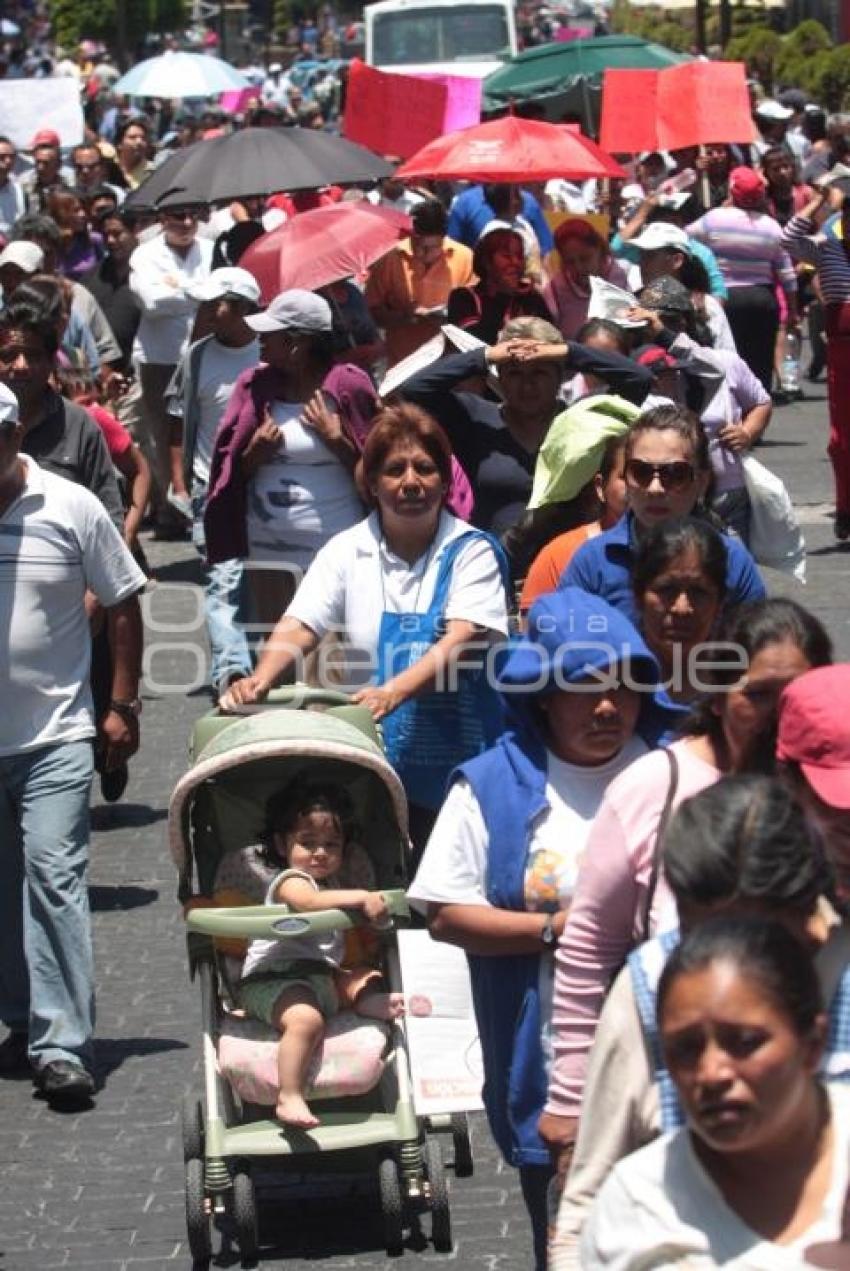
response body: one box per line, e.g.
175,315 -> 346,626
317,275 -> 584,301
238,782 -> 405,1127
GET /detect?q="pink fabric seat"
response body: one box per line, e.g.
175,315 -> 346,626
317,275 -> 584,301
217,1012 -> 389,1105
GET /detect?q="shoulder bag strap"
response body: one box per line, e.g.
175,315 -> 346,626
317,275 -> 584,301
638,748 -> 680,943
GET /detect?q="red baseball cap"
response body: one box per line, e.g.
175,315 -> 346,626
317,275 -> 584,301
776,666 -> 850,809
30,129 -> 61,149
729,166 -> 766,208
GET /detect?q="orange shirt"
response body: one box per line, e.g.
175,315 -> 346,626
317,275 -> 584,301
520,522 -> 601,614
365,235 -> 474,365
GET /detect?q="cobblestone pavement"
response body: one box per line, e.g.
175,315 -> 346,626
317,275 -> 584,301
0,384 -> 847,1271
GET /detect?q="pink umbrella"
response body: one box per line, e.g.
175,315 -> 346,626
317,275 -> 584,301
241,202 -> 411,302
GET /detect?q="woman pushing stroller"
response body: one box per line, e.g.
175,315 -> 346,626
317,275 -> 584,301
237,783 -> 404,1128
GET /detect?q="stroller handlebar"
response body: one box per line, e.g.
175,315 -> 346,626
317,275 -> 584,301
185,889 -> 410,939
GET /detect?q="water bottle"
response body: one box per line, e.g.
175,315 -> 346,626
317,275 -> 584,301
659,168 -> 697,195
781,331 -> 801,394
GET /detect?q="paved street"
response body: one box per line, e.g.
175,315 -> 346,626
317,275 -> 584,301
0,380 -> 848,1271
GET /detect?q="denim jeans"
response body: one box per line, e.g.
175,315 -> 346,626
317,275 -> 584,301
0,740 -> 95,1068
191,486 -> 252,692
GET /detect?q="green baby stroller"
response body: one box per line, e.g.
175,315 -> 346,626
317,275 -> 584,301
168,687 -> 467,1264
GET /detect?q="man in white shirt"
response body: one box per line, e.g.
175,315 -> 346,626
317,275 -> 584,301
166,267 -> 261,693
0,382 -> 145,1107
0,136 -> 26,237
130,202 -> 213,536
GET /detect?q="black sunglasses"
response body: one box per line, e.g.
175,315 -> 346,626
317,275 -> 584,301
626,458 -> 696,491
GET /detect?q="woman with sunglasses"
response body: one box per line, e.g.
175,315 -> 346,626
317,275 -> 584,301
538,598 -> 831,1211
561,404 -> 765,625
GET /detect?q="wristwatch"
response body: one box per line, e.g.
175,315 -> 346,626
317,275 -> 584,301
540,914 -> 558,949
109,697 -> 142,723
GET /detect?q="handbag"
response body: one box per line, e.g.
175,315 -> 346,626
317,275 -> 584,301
742,453 -> 806,583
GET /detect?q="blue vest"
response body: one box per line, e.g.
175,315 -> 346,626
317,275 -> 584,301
629,929 -> 850,1132
458,723 -> 552,1167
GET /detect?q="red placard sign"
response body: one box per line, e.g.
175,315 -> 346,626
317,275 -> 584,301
342,59 -> 448,159
600,61 -> 756,154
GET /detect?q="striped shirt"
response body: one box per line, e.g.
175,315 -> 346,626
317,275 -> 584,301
686,207 -> 797,292
782,212 -> 850,305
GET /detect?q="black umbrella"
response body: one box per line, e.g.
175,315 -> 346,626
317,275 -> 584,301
127,127 -> 393,209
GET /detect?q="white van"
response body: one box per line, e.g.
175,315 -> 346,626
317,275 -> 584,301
364,0 -> 518,80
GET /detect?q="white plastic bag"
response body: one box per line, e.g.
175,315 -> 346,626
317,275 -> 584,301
742,454 -> 806,583
587,276 -> 644,328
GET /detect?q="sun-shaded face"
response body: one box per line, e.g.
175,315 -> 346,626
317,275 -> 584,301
661,961 -> 824,1155
370,441 -> 446,534
638,543 -> 723,668
557,234 -> 604,285
541,678 -> 642,767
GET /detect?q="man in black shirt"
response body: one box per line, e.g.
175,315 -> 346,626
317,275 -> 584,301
80,208 -> 142,374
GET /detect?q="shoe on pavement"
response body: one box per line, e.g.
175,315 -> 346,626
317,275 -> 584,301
34,1059 -> 95,1106
100,763 -> 129,803
0,1030 -> 30,1074
836,512 -> 850,542
166,484 -> 193,521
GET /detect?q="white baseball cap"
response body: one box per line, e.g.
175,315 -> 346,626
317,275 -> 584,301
187,267 -> 261,305
630,223 -> 692,254
0,383 -> 20,428
0,241 -> 44,273
245,289 -> 332,335
755,99 -> 793,121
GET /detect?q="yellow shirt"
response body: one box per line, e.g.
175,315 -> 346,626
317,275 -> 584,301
365,236 -> 474,365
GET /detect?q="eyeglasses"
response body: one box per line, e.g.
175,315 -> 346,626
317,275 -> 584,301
163,209 -> 201,222
625,458 -> 696,491
74,161 -> 101,172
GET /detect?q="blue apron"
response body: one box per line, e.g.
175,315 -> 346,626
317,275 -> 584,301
376,530 -> 508,809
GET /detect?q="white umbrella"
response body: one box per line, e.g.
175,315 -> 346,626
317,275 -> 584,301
113,50 -> 250,99
1,18 -> 20,35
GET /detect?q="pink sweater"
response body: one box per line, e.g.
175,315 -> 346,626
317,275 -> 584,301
545,739 -> 720,1118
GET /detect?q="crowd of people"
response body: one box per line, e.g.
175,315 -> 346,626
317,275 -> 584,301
1,30 -> 850,1270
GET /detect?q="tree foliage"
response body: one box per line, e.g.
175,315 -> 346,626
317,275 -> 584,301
774,19 -> 833,96
725,25 -> 783,90
49,0 -> 187,55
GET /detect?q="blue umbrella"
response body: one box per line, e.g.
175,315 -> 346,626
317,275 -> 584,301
113,51 -> 250,99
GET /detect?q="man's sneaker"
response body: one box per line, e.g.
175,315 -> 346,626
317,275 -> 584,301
166,484 -> 193,521
34,1059 -> 95,1106
0,1031 -> 30,1074
836,512 -> 850,542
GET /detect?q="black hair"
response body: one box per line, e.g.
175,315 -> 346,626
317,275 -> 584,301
761,145 -> 793,170
678,253 -> 711,296
681,598 -> 833,757
633,515 -> 727,604
576,317 -> 628,354
627,403 -> 711,476
599,431 -> 628,484
664,775 -> 834,915
657,913 -> 823,1039
472,226 -> 525,283
13,277 -> 66,329
0,135 -> 16,150
0,302 -> 60,357
212,220 -> 264,269
258,782 -> 359,864
411,199 -> 448,238
10,213 -> 61,250
116,116 -> 151,144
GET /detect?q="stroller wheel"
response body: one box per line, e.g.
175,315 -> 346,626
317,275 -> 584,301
424,1138 -> 452,1253
232,1166 -> 259,1264
378,1154 -> 405,1255
450,1112 -> 474,1177
181,1093 -> 204,1162
185,1157 -> 212,1263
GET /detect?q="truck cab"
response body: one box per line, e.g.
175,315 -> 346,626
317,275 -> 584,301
365,0 -> 518,80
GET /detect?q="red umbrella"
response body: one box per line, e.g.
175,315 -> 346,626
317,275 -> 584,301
395,116 -> 626,183
240,202 -> 411,301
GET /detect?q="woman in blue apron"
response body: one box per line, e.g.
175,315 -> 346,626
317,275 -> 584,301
220,402 -> 511,849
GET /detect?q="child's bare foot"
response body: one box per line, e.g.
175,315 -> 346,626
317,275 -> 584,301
357,991 -> 406,1021
275,1094 -> 319,1128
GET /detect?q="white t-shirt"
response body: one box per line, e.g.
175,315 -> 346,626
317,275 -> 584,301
245,401 -> 363,570
193,338 -> 259,485
0,457 -> 146,756
581,1083 -> 850,1270
242,867 -> 345,979
286,509 -> 510,689
408,734 -> 648,1067
130,232 -> 214,365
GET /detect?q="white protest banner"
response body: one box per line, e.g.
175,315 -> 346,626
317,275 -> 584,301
0,78 -> 84,149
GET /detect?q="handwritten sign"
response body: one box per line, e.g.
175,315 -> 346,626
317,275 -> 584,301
600,61 -> 756,153
0,78 -> 84,149
343,60 -> 447,159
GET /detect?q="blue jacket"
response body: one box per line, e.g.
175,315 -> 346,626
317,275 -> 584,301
561,511 -> 766,626
448,185 -> 554,254
457,588 -> 679,1166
